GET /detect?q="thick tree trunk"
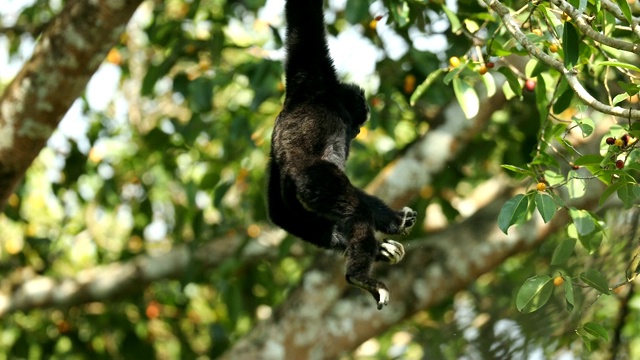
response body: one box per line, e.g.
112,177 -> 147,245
0,0 -> 143,210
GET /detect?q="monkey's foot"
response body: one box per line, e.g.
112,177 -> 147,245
378,239 -> 405,264
376,288 -> 390,309
347,276 -> 391,310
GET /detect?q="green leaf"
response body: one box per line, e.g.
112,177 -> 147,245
389,1 -> 410,27
442,5 -> 462,34
612,93 -> 629,106
497,194 -> 529,234
535,193 -> 557,223
552,79 -> 574,114
481,71 -> 496,97
345,0 -> 370,24
574,117 -> 594,137
567,170 -> 586,198
626,253 -> 640,281
453,77 -> 479,119
501,164 -> 535,177
443,62 -> 466,85
516,275 -> 553,313
564,276 -> 575,312
575,228 -> 603,253
618,81 -> 640,96
188,77 -> 214,112
579,269 -> 611,294
213,180 -> 234,209
544,170 -> 565,186
614,0 -> 633,25
562,22 -> 580,68
583,322 -> 609,342
574,154 -> 604,166
551,238 -> 576,265
617,182 -> 638,209
535,75 -> 549,124
600,180 -> 631,206
498,67 -> 522,98
531,151 -> 559,168
200,172 -> 220,190
410,68 -> 445,106
569,208 -> 596,236
598,60 -> 640,73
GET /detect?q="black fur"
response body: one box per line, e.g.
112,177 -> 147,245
267,0 -> 417,309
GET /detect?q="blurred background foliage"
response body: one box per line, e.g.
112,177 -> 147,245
1,0 -> 640,358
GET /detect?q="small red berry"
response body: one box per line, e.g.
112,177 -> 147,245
524,79 -> 536,92
606,137 -> 615,145
616,160 -> 625,169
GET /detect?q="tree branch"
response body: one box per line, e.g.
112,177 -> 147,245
550,0 -> 640,55
0,0 -> 144,210
483,0 -> 640,120
223,182 -> 599,359
0,232 -> 283,316
599,0 -> 640,38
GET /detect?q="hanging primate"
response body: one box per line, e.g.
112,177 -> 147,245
267,0 -> 417,309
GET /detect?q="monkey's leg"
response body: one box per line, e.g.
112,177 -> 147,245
343,221 -> 392,310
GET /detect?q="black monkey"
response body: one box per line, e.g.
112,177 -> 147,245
267,0 -> 417,309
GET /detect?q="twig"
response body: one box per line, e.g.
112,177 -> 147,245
483,0 -> 640,120
550,0 -> 640,55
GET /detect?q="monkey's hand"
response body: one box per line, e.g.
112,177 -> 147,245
377,239 -> 405,264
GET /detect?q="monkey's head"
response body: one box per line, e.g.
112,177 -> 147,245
339,82 -> 369,138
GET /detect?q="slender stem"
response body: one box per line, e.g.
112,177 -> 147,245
482,0 -> 640,120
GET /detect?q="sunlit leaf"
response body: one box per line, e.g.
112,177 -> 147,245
544,170 -> 565,186
569,208 -> 596,236
598,61 -> 640,73
452,77 -> 479,119
481,71 -> 496,97
516,275 -> 553,313
612,93 -> 629,106
442,5 -> 461,34
567,170 -> 586,198
410,68 -> 446,106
